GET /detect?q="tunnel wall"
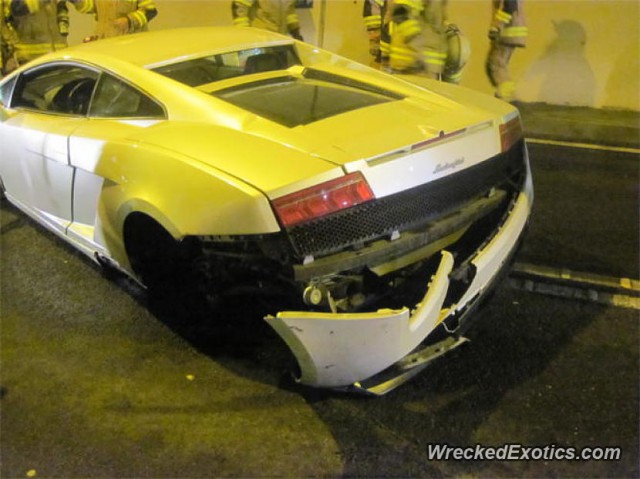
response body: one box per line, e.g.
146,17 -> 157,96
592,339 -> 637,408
67,0 -> 639,111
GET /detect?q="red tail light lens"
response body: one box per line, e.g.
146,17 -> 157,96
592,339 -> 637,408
500,115 -> 523,152
272,172 -> 375,228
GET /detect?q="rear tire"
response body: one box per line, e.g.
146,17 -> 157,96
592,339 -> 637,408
124,214 -> 182,295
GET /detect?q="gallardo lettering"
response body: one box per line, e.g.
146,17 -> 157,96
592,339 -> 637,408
433,158 -> 464,175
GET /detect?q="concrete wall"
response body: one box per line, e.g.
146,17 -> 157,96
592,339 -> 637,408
67,0 -> 639,111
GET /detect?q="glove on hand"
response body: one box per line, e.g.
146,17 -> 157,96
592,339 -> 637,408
488,27 -> 500,41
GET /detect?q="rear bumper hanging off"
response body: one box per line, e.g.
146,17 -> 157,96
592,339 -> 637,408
265,181 -> 532,394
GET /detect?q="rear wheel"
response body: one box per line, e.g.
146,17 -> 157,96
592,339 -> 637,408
124,214 -> 185,294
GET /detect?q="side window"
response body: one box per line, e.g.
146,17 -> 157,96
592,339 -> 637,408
90,74 -> 164,118
12,65 -> 98,115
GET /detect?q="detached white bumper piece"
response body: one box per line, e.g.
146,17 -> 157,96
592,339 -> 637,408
266,188 -> 532,395
267,250 -> 454,388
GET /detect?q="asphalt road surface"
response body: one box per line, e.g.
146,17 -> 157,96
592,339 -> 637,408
1,142 -> 638,478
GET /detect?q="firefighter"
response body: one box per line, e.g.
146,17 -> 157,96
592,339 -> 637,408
421,0 -> 448,79
387,0 -> 425,74
70,0 -> 158,40
387,0 -> 467,83
1,0 -> 20,74
421,0 -> 470,82
7,0 -> 69,67
485,0 -> 527,101
362,0 -> 387,67
231,0 -> 303,40
378,1 -> 393,69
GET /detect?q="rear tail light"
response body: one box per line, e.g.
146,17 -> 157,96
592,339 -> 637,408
272,172 -> 375,228
500,115 -> 523,152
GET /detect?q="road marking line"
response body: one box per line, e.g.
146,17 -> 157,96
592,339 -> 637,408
612,295 -> 640,310
509,263 -> 640,310
526,138 -> 640,155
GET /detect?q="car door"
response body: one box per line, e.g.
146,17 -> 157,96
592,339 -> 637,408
0,63 -> 99,236
65,71 -> 166,257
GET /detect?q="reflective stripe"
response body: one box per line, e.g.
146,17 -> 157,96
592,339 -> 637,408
390,47 -> 415,60
390,46 -> 414,56
423,50 -> 446,66
496,80 -> 516,100
424,51 -> 447,58
16,42 -> 66,55
233,17 -> 250,26
494,9 -> 511,23
504,26 -> 528,33
364,14 -> 382,29
396,19 -> 421,38
130,10 -> 147,28
390,45 -> 417,70
502,26 -> 528,37
444,70 -> 462,82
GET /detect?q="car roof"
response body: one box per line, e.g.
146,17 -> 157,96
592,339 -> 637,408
60,27 -> 294,68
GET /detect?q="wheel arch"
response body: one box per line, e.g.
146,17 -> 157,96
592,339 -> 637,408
104,197 -> 184,279
121,209 -> 184,286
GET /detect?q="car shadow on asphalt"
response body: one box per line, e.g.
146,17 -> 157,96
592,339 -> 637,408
106,268 -> 304,392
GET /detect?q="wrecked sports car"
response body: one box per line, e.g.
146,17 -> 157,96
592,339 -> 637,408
0,27 -> 532,395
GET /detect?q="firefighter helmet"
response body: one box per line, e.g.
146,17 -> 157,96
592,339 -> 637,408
443,26 -> 471,84
446,28 -> 471,70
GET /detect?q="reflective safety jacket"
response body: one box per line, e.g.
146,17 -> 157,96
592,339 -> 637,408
232,0 -> 300,37
9,0 -> 68,65
381,0 -> 424,73
389,16 -> 423,72
491,0 -> 527,47
362,0 -> 386,31
1,0 -> 20,72
71,0 -> 158,39
362,0 -> 387,61
388,0 -> 449,76
421,0 -> 448,75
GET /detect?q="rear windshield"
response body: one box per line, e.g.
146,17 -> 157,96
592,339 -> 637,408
151,44 -> 300,87
213,76 -> 394,128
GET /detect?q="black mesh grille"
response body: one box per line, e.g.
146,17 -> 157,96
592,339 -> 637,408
286,140 -> 526,258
